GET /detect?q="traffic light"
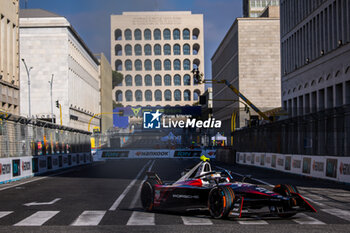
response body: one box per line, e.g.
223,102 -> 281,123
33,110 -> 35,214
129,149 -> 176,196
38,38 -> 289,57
56,100 -> 59,108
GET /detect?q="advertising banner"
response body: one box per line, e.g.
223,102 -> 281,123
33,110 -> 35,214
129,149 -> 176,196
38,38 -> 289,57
173,150 -> 201,158
102,151 -> 129,158
326,158 -> 338,179
310,156 -> 326,178
338,157 -> 350,183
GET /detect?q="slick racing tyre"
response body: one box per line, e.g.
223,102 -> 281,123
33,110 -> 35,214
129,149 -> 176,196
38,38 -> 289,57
273,184 -> 299,218
141,179 -> 158,211
208,186 -> 235,219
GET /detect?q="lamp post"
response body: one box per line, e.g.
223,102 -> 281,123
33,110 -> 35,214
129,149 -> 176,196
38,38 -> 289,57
21,59 -> 33,118
49,74 -> 54,123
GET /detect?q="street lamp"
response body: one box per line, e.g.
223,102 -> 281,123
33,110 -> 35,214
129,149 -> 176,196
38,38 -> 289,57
21,59 -> 33,118
49,74 -> 54,123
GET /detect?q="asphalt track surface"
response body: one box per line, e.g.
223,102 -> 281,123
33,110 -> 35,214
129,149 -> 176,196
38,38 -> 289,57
0,158 -> 350,233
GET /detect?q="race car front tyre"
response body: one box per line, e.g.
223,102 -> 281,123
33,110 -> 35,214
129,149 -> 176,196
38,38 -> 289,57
273,184 -> 299,218
208,186 -> 235,219
141,179 -> 157,211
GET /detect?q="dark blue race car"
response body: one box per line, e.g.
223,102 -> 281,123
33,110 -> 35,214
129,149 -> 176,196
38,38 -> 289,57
141,160 -> 316,219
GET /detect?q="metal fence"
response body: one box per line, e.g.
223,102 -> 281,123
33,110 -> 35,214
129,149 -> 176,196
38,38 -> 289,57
0,113 -> 91,158
232,104 -> 350,156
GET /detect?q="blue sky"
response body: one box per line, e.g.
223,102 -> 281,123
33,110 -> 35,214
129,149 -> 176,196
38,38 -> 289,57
20,0 -> 242,79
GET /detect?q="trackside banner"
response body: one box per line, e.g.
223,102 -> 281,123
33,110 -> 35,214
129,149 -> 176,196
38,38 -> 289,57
236,152 -> 350,184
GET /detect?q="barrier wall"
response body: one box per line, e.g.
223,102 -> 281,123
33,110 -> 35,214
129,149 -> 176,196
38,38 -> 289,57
94,149 -> 216,161
236,152 -> 350,183
0,153 -> 92,184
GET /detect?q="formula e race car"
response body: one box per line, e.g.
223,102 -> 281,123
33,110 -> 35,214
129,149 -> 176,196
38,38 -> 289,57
140,160 -> 316,219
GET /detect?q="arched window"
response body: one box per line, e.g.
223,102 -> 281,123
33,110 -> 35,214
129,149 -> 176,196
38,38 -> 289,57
125,29 -> 132,40
145,90 -> 152,101
174,90 -> 181,101
163,29 -> 171,40
125,59 -> 132,71
145,75 -> 152,86
164,44 -> 171,55
115,60 -> 122,71
193,59 -> 200,70
134,44 -> 142,55
135,90 -> 142,101
134,29 -> 141,40
173,44 -> 181,55
135,59 -> 142,71
193,43 -> 200,55
183,59 -> 190,70
183,44 -> 190,55
183,29 -> 190,40
154,29 -> 161,40
192,28 -> 200,40
145,59 -> 152,71
173,29 -> 180,40
164,90 -> 172,101
174,59 -> 181,70
144,29 -> 151,40
144,44 -> 152,55
155,90 -> 162,101
154,44 -> 161,55
125,90 -> 132,101
184,90 -> 191,101
184,74 -> 191,85
115,90 -> 123,101
164,74 -> 171,86
154,59 -> 162,71
125,44 -> 132,55
164,59 -> 171,70
174,74 -> 181,86
154,75 -> 162,86
135,75 -> 142,86
115,44 -> 122,56
194,90 -> 201,101
115,29 -> 122,40
125,75 -> 132,86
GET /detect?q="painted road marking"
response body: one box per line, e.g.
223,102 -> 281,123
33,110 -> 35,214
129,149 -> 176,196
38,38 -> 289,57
129,160 -> 155,209
109,160 -> 153,211
293,213 -> 325,224
321,208 -> 350,222
24,198 -> 61,206
237,219 -> 268,224
71,211 -> 106,226
0,211 -> 13,219
126,211 -> 155,225
14,211 -> 59,226
181,216 -> 213,225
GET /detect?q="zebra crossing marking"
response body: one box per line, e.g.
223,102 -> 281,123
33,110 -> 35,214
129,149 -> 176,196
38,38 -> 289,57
181,216 -> 213,225
293,213 -> 325,224
71,210 -> 106,226
127,211 -> 155,225
14,211 -> 59,226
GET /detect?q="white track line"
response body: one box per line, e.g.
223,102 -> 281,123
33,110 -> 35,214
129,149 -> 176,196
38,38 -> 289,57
237,219 -> 268,224
129,160 -> 155,209
0,211 -> 13,219
126,211 -> 155,225
14,211 -> 59,226
321,208 -> 350,221
109,160 -> 152,211
293,213 -> 325,224
71,210 -> 106,226
181,216 -> 213,225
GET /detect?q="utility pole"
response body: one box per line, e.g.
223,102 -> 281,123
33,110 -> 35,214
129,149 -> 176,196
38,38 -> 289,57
49,74 -> 54,123
21,59 -> 33,118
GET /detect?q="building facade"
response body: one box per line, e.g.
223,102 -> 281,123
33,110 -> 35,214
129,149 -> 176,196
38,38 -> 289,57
95,53 -> 113,132
243,0 -> 279,17
19,9 -> 100,132
212,7 -> 281,143
280,0 -> 350,156
0,0 -> 19,115
111,11 -> 204,107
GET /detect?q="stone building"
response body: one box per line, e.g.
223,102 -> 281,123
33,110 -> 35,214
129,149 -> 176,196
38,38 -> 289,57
111,11 -> 204,107
0,0 -> 19,115
211,6 -> 281,143
19,9 -> 100,132
243,0 -> 279,17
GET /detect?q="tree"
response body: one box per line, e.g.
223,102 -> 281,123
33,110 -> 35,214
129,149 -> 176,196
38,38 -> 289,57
112,71 -> 123,88
113,101 -> 123,109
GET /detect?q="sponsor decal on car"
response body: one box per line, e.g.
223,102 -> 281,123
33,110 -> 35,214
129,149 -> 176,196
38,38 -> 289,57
173,194 -> 199,199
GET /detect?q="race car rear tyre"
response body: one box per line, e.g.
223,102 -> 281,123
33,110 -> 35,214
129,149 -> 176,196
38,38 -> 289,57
273,184 -> 299,218
208,186 -> 235,219
141,179 -> 158,211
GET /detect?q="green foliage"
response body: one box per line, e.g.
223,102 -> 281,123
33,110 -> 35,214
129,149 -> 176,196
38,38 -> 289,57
112,71 -> 123,88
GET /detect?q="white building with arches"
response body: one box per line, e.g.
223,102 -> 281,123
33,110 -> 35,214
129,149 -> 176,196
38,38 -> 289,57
111,11 -> 204,107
